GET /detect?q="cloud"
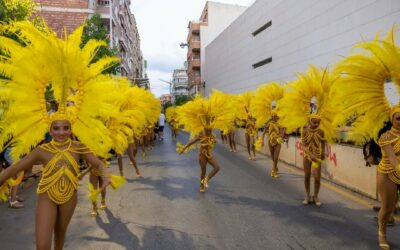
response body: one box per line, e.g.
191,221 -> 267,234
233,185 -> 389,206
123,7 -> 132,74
147,69 -> 174,98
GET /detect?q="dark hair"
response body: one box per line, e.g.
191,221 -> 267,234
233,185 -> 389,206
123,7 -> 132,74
363,121 -> 392,166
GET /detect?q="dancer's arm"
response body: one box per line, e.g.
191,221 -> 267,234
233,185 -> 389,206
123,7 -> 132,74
83,153 -> 111,189
181,137 -> 199,153
381,144 -> 398,171
320,130 -> 326,160
0,148 -> 40,185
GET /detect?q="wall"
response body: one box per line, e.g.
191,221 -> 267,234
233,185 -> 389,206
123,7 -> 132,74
204,0 -> 400,96
234,129 -> 378,199
200,2 -> 247,91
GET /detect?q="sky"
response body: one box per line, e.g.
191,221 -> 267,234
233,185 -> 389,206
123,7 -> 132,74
130,0 -> 256,97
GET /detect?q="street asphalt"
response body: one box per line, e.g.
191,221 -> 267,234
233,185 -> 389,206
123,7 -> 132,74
0,125 -> 399,250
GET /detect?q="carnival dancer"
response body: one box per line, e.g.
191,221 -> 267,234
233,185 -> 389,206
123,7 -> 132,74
237,92 -> 257,160
166,106 -> 180,141
0,21 -> 135,249
251,82 -> 286,178
279,66 -> 337,207
332,28 -> 400,249
176,90 -> 235,193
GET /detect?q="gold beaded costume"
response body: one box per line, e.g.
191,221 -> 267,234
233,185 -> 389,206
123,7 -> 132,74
199,133 -> 217,159
245,118 -> 257,137
377,128 -> 400,184
268,121 -> 284,147
301,126 -> 325,163
38,140 -> 92,204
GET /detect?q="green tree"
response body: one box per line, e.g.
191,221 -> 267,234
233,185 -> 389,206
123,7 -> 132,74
174,95 -> 190,106
0,0 -> 35,22
81,13 -> 120,75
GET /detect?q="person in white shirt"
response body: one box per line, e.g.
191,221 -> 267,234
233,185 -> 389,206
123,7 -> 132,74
158,113 -> 166,140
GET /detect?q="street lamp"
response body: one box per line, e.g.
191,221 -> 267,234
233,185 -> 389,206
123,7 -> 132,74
159,78 -> 172,95
180,42 -> 188,48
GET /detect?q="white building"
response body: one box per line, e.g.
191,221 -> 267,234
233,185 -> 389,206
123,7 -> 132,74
172,69 -> 189,99
204,0 -> 400,96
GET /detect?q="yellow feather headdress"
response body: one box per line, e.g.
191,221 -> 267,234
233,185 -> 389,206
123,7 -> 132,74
250,82 -> 284,128
0,21 -> 123,159
279,65 -> 338,142
177,90 -> 235,136
332,28 -> 400,143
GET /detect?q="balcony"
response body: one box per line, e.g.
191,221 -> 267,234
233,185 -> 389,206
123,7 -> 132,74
191,59 -> 200,68
190,41 -> 200,51
191,22 -> 200,33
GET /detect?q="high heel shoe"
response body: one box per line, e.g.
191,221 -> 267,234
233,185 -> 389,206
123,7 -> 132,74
100,199 -> 107,209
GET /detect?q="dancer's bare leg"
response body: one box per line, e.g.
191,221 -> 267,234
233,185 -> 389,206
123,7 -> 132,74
36,193 -> 57,250
128,143 -> 141,177
89,173 -> 99,215
54,193 -> 77,250
303,158 -> 312,204
312,164 -> 322,205
117,154 -> 123,176
245,133 -> 251,159
206,157 -> 220,181
199,154 -> 207,192
377,173 -> 398,247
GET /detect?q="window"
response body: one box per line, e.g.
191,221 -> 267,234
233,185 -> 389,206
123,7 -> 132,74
252,20 -> 272,36
98,0 -> 110,6
252,57 -> 272,69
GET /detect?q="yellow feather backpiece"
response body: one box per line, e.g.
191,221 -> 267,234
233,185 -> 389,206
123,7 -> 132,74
250,82 -> 285,128
0,21 -> 123,159
332,28 -> 400,143
279,65 -> 338,142
166,106 -> 177,122
105,80 -> 148,154
177,90 -> 235,137
236,91 -> 254,121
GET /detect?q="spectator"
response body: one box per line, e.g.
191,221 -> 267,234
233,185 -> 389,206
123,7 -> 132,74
158,112 -> 166,141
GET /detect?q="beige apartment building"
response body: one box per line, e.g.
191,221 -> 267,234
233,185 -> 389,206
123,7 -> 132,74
34,0 -> 143,83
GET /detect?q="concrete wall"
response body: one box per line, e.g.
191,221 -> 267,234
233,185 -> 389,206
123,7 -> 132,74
234,129 -> 378,199
204,0 -> 400,96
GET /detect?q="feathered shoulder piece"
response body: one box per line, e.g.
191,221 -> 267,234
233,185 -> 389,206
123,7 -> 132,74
0,21 -> 123,159
177,90 -> 235,136
250,82 -> 284,128
332,28 -> 400,144
279,65 -> 338,142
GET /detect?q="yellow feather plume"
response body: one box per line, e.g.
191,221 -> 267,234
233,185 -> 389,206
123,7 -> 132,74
279,65 -> 338,142
177,90 -> 235,136
332,28 -> 400,143
250,82 -> 285,128
110,174 -> 126,190
87,183 -> 101,203
0,21 -> 125,159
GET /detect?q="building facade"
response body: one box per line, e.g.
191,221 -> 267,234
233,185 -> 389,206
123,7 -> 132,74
34,0 -> 143,83
160,94 -> 172,106
172,69 -> 189,100
185,1 -> 247,96
204,0 -> 400,96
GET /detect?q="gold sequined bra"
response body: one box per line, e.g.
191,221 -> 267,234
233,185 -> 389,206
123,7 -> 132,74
378,128 -> 400,184
37,139 -> 91,204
